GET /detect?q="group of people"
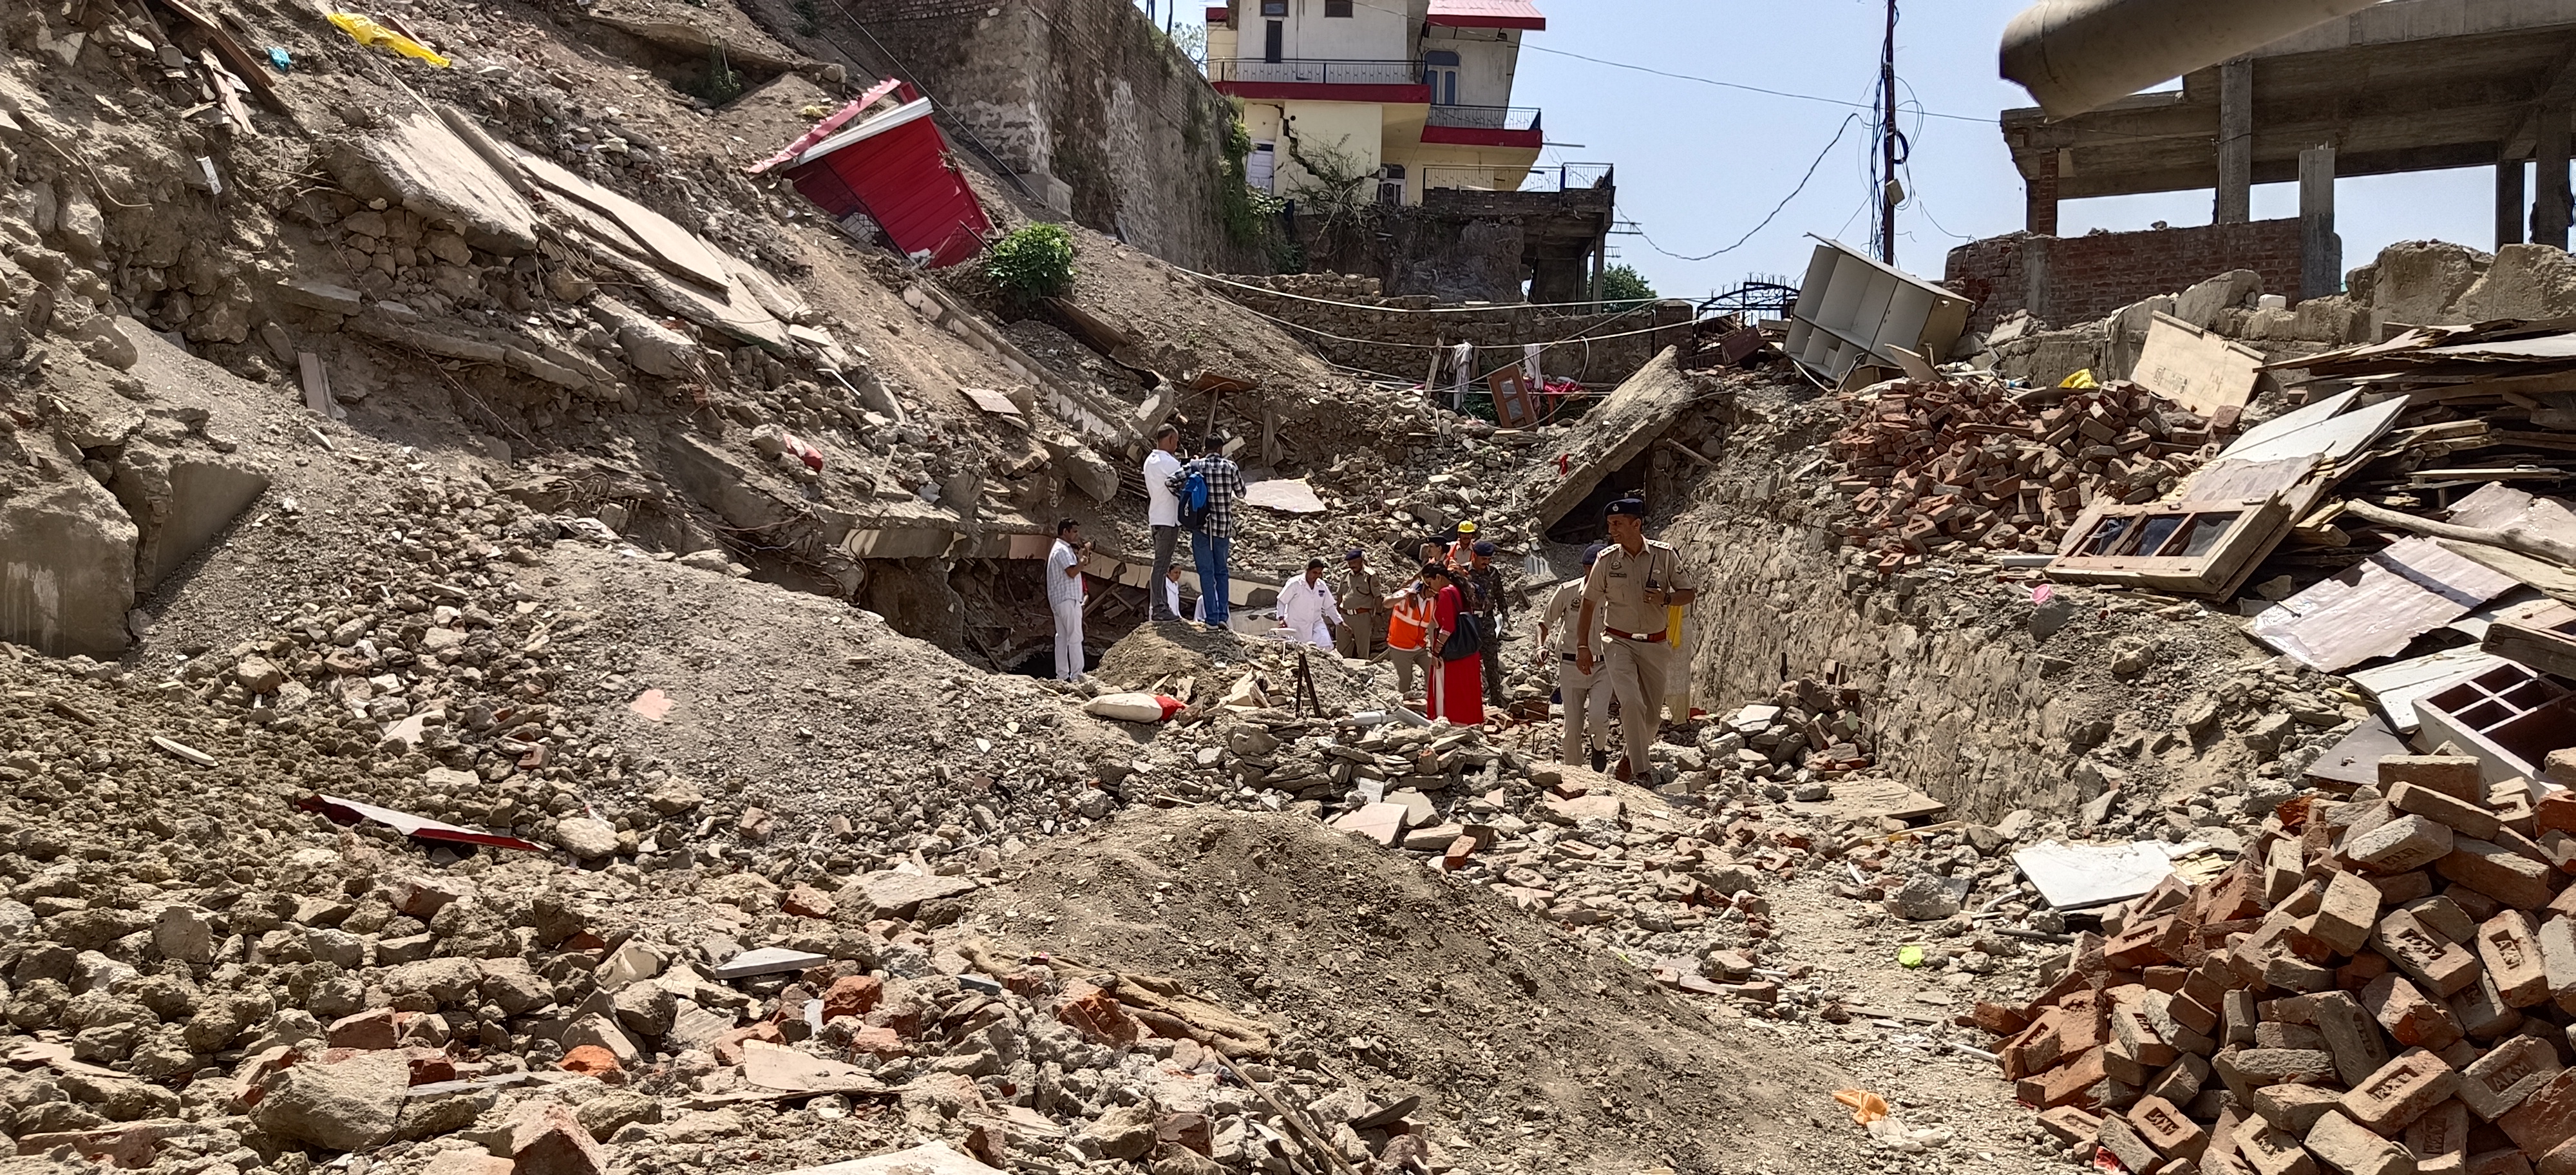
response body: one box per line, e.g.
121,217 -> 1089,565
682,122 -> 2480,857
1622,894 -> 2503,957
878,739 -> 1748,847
1053,423 -> 1695,783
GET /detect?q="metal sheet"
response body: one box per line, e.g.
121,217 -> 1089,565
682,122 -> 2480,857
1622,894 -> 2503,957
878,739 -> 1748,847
2011,839 -> 2175,910
2249,537 -> 2524,671
2348,645 -> 2508,733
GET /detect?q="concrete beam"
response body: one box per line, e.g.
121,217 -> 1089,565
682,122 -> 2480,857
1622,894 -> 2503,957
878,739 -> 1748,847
2299,144 -> 2341,301
2217,57 -> 2254,224
2027,155 -> 2061,236
2502,33 -> 2576,157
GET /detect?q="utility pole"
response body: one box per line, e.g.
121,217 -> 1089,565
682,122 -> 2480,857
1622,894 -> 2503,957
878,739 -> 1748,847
1879,0 -> 1899,266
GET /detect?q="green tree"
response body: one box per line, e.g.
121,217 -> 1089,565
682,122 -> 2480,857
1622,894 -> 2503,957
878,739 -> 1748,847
1599,263 -> 1656,309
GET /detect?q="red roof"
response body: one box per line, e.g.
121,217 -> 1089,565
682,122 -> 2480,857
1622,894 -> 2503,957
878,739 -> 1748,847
1205,5 -> 1226,24
1426,0 -> 1544,30
783,99 -> 992,268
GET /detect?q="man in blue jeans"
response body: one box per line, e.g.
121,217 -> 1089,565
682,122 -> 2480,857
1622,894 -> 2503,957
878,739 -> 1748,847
1171,441 -> 1246,625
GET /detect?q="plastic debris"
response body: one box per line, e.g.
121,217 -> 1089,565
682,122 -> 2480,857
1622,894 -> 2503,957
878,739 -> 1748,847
325,12 -> 451,67
1895,944 -> 1925,968
266,46 -> 292,72
1832,1089 -> 1889,1125
295,793 -> 544,852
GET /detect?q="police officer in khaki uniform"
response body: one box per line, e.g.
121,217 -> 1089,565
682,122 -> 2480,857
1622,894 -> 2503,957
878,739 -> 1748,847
1577,498 -> 1694,783
1332,549 -> 1385,660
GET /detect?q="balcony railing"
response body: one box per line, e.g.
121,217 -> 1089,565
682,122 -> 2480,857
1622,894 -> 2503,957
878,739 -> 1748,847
1208,58 -> 1422,87
1425,104 -> 1540,132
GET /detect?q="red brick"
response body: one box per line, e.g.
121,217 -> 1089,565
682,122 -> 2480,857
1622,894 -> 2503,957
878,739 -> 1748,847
2129,1094 -> 2208,1160
326,1009 -> 399,1050
2537,790 -> 2576,837
2038,1105 -> 2102,1145
2236,1120 -> 2322,1175
782,884 -> 835,919
511,1103 -> 609,1175
2338,1047 -> 2461,1131
557,1044 -> 621,1080
2373,909 -> 2484,997
1971,1001 -> 2032,1037
2305,1109 -> 2416,1175
2353,814 -> 2458,873
2499,1068 -> 2576,1157
2443,837 -> 2561,910
2471,1149 -> 2538,1175
2393,781 -> 2506,840
2404,1100 -> 2470,1175
2311,871 -> 2384,957
2448,972 -> 2528,1043
2363,973 -> 2467,1051
2383,756 -> 2485,801
822,975 -> 884,1022
2251,1083 -> 2345,1136
2100,1113 -> 2164,1172
2479,911 -> 2550,1009
2308,991 -> 2391,1089
2460,1035 -> 2563,1122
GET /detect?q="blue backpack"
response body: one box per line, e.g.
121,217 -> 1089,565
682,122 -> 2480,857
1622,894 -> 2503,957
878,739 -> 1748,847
1182,466 -> 1212,529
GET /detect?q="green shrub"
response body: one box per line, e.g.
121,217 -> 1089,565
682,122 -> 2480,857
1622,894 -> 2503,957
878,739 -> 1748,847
982,223 -> 1077,303
1600,263 -> 1656,310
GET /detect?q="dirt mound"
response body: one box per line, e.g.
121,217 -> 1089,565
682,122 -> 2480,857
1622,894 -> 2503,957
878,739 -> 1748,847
967,807 -> 1842,1174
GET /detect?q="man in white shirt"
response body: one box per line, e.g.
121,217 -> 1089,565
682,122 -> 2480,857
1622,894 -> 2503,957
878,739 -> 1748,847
1046,519 -> 1090,681
1142,425 -> 1185,621
1277,557 -> 1343,649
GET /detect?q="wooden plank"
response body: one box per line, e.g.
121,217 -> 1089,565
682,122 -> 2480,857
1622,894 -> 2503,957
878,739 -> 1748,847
296,352 -> 345,421
2249,536 -> 2525,672
2483,600 -> 2576,678
200,50 -> 252,137
153,0 -> 287,113
2133,311 -> 2264,415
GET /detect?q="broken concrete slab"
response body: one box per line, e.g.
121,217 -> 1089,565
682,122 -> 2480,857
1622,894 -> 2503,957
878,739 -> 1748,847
710,946 -> 829,979
1530,347 -> 1692,530
765,1142 -> 992,1175
321,108 -> 538,255
0,475 -> 138,657
849,870 -> 976,919
105,439 -> 268,592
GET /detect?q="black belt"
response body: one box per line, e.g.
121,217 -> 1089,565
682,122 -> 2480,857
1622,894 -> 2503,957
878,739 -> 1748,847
1605,627 -> 1667,644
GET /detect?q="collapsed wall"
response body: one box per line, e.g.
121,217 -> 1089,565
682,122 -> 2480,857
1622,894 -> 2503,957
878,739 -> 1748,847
1204,272 -> 1695,387
1615,377 -> 2336,825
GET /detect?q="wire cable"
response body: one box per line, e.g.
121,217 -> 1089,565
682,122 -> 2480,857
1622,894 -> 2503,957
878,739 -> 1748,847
1522,44 -> 1988,124
1635,113 -> 1861,263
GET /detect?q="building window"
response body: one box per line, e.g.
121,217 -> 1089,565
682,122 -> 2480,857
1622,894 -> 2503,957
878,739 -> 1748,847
1424,50 -> 1459,106
1260,0 -> 1285,14
1325,0 -> 1351,14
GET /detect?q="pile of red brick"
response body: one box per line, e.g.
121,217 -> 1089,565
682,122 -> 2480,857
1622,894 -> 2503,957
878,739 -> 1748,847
1829,378 -> 2221,573
1975,753 -> 2576,1175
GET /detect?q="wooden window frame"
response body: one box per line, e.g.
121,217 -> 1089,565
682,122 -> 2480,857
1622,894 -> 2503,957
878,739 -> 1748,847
2046,495 -> 2289,595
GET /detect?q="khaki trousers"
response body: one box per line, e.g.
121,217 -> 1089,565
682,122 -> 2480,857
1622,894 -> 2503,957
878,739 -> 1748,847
1387,645 -> 1433,698
1558,654 -> 1614,765
1602,636 -> 1674,771
1336,609 -> 1385,659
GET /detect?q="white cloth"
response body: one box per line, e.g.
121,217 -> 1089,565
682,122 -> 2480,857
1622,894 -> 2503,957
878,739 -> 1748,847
1450,341 -> 1472,412
1164,578 -> 1184,621
1278,573 -> 1343,649
1144,448 -> 1184,528
1051,598 -> 1084,681
1046,539 -> 1084,607
1523,343 -> 1545,386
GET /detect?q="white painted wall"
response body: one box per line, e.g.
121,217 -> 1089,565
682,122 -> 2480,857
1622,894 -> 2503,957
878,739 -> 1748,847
1426,27 -> 1522,108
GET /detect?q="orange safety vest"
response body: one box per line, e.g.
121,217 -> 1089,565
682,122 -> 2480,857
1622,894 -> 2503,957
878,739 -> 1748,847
1387,593 -> 1434,651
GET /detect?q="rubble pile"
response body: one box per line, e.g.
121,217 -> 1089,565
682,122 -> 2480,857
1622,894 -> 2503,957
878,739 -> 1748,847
1980,751 -> 2576,1175
1829,377 -> 2223,571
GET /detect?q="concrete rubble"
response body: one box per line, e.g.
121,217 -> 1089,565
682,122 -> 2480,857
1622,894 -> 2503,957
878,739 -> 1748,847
19,0 -> 2576,1167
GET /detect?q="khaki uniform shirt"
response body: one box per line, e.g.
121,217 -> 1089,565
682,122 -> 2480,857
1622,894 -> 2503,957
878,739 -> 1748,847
1539,578 -> 1602,656
1584,539 -> 1688,638
1335,566 -> 1383,613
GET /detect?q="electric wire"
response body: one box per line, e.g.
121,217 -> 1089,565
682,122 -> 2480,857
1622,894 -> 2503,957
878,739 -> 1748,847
1636,113 -> 1861,263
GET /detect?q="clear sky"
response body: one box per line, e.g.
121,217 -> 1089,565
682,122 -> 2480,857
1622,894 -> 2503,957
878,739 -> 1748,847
1151,0 -> 2503,303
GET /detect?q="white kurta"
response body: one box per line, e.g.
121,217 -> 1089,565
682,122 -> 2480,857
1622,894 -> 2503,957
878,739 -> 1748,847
1277,574 -> 1343,649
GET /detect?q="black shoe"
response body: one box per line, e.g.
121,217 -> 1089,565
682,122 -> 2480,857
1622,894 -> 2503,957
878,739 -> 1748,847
1590,748 -> 1607,773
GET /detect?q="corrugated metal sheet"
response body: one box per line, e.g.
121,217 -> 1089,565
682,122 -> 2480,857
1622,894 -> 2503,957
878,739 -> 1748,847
784,100 -> 991,269
1426,0 -> 1545,29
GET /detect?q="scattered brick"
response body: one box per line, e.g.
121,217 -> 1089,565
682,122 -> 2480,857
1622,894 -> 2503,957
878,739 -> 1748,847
2381,756 -> 2485,801
2305,1109 -> 2418,1175
2461,1035 -> 2565,1122
2337,1047 -> 2460,1132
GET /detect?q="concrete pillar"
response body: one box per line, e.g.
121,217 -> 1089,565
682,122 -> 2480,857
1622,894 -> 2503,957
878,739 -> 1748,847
2215,57 -> 2253,225
2026,159 -> 2060,236
2539,105 -> 2571,251
2501,157 -> 2528,251
2298,144 -> 2340,301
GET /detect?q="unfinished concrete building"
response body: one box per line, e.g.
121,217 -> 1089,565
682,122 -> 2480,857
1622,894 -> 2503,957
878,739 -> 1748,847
1955,0 -> 2576,328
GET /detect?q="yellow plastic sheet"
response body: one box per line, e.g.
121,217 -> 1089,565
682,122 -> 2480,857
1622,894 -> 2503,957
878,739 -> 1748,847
326,12 -> 451,67
2058,368 -> 2097,389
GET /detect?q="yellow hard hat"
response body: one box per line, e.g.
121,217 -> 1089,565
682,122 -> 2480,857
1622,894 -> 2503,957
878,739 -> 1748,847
1457,521 -> 1477,534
